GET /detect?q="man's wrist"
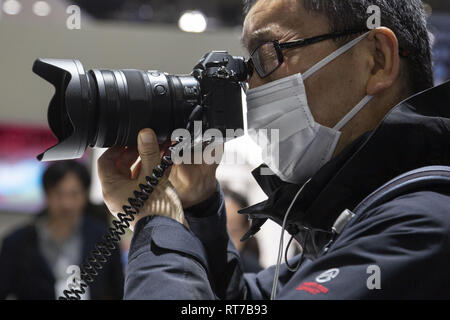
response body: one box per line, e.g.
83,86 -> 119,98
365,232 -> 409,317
179,177 -> 217,209
135,177 -> 189,230
161,182 -> 189,228
184,180 -> 221,218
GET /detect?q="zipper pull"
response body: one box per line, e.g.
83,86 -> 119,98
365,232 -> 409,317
240,218 -> 267,241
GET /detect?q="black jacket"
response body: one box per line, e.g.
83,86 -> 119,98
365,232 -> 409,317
0,215 -> 124,300
124,80 -> 450,299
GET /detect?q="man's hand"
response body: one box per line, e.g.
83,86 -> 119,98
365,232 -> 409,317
98,129 -> 187,230
167,150 -> 219,209
98,128 -> 221,230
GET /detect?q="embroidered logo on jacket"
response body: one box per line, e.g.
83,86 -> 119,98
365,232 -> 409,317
315,268 -> 340,283
296,282 -> 329,295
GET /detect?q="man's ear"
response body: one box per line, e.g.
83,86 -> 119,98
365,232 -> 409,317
366,27 -> 400,96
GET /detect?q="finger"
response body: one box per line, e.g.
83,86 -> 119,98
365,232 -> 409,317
160,140 -> 172,158
131,160 -> 142,180
98,147 -> 125,182
164,165 -> 172,178
137,128 -> 161,176
117,147 -> 139,177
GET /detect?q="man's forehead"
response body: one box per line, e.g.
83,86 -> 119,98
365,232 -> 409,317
241,0 -> 329,52
242,25 -> 283,53
243,1 -> 300,36
245,0 -> 301,28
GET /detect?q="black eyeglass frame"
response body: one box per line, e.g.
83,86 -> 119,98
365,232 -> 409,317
247,29 -> 369,79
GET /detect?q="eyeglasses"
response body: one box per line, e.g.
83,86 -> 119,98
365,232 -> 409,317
247,29 -> 368,79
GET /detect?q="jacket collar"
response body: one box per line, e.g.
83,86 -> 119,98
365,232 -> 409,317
239,80 -> 450,255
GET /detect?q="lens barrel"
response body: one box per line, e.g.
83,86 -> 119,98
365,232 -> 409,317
33,59 -> 201,161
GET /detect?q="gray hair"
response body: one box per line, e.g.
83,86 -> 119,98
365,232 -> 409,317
244,0 -> 434,93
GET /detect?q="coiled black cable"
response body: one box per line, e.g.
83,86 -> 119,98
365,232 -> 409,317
59,153 -> 175,300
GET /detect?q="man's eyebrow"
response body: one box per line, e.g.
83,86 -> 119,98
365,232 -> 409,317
241,28 -> 280,53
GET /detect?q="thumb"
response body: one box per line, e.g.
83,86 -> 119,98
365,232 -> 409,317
137,128 -> 161,175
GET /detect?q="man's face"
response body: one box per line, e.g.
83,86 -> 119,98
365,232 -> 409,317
242,0 -> 373,150
46,173 -> 88,221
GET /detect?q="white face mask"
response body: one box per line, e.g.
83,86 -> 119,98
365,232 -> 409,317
246,32 -> 373,184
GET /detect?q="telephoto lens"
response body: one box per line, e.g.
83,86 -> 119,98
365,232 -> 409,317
33,51 -> 247,161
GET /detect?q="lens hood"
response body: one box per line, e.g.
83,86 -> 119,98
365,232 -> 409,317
33,58 -> 95,161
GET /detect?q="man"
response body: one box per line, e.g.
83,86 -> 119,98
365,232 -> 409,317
0,161 -> 124,299
98,0 -> 450,299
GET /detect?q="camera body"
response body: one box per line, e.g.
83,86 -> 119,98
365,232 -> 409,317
192,51 -> 247,138
33,51 -> 248,161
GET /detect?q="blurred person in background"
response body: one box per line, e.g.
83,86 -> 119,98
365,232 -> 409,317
0,161 -> 124,300
224,188 -> 262,273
